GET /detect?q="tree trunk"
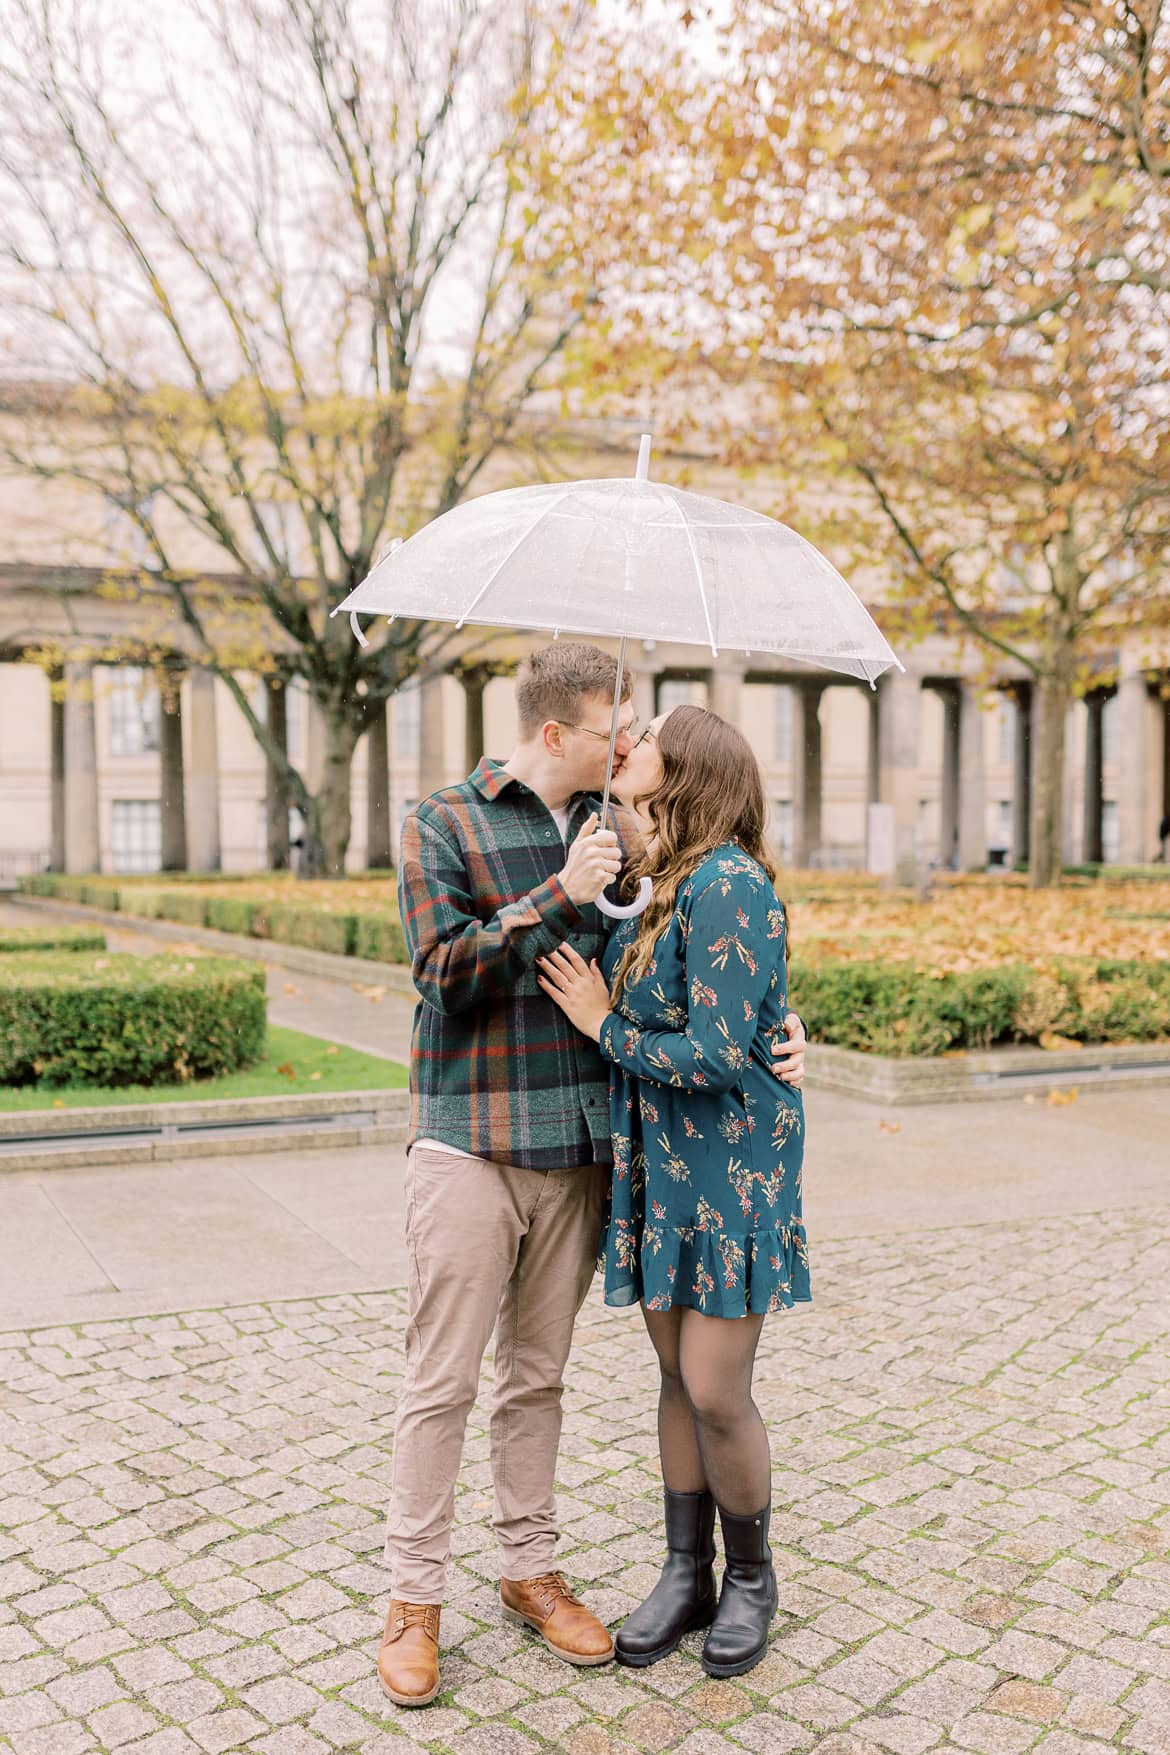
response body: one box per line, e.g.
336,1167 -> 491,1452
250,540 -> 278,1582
301,709 -> 358,878
265,676 -> 291,870
1029,660 -> 1073,889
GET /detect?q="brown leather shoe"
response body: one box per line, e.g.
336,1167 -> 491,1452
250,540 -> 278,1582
501,1572 -> 614,1665
377,1600 -> 441,1707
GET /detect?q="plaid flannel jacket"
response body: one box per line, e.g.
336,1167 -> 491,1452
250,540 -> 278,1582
398,757 -> 641,1172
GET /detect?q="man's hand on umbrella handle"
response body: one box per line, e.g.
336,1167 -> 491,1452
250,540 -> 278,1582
560,811 -> 623,907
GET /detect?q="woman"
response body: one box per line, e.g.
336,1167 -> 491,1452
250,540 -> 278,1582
537,704 -> 809,1680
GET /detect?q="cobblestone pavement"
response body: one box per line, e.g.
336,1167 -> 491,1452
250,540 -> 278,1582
2,1206 -> 1170,1755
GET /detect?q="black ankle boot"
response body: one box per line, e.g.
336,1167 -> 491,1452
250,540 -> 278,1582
701,1503 -> 778,1677
615,1489 -> 717,1667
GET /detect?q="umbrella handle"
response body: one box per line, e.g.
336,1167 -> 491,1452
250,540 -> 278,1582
597,877 -> 653,920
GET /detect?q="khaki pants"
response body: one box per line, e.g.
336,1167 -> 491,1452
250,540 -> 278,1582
384,1144 -> 607,1603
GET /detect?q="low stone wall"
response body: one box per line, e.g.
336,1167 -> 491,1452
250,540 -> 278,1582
809,1039 -> 1170,1103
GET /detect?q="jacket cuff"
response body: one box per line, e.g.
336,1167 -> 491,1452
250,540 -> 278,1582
528,872 -> 582,937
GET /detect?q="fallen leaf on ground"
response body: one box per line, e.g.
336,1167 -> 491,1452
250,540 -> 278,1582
1045,1086 -> 1079,1106
282,983 -> 300,995
878,1118 -> 902,1134
276,1062 -> 297,1079
52,1098 -> 65,1109
309,1071 -> 322,1080
364,985 -> 387,1003
325,1045 -> 340,1056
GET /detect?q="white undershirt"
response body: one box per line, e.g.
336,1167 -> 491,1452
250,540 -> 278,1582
415,799 -> 573,1160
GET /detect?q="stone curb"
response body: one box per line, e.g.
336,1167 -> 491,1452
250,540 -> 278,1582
0,1088 -> 410,1140
810,1037 -> 1170,1103
0,1119 -> 406,1174
8,894 -> 418,994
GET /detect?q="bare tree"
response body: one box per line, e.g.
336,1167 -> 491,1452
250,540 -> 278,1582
0,0 -> 599,872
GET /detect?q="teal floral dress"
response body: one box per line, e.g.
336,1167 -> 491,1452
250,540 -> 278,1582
597,844 -> 810,1319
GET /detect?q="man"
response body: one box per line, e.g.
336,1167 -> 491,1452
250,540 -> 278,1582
379,642 -> 807,1707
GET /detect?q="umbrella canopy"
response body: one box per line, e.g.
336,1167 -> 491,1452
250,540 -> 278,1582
335,435 -> 901,917
336,447 -> 900,685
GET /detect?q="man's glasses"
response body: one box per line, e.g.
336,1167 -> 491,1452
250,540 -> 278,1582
556,717 -> 647,747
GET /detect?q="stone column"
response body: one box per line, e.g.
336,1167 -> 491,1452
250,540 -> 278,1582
63,660 -> 100,874
365,700 -> 392,869
939,686 -> 961,869
709,658 -> 747,727
186,668 -> 221,871
159,671 -> 188,871
792,680 -> 825,868
417,674 -> 447,799
49,665 -> 66,873
876,669 -> 921,884
265,676 -> 290,870
1082,691 -> 1106,866
1010,684 -> 1032,869
957,682 -> 988,871
1118,666 -> 1153,863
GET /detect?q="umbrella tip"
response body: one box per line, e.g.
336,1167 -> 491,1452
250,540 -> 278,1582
636,434 -> 652,482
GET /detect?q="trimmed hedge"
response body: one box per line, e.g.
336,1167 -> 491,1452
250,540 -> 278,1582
204,896 -> 261,936
263,904 -> 356,957
790,956 -> 1170,1057
353,913 -> 408,965
0,926 -> 107,955
155,891 -> 211,928
18,874 -> 409,967
0,953 -> 266,1087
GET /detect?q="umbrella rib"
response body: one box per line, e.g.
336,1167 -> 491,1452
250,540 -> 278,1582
670,495 -> 718,655
453,486 -> 581,628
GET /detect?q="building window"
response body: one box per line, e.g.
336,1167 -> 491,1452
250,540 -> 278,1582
774,686 -> 794,764
658,678 -> 701,714
988,799 -> 1012,853
771,799 -> 793,864
1102,799 -> 1120,863
111,800 -> 161,873
108,668 -> 160,757
393,686 -> 421,759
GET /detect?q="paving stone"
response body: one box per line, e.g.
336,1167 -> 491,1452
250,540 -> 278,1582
851,1713 -> 942,1755
186,1707 -> 268,1752
240,1676 -> 324,1725
728,1713 -> 815,1753
950,1710 -> 1038,1754
986,1681 -> 1068,1725
85,1701 -> 162,1747
47,1664 -> 128,1714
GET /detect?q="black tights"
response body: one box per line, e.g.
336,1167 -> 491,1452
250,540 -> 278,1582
641,1305 -> 771,1516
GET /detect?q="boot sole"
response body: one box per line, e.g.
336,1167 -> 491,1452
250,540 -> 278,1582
502,1606 -> 614,1665
701,1638 -> 769,1679
378,1671 -> 441,1708
615,1600 -> 718,1668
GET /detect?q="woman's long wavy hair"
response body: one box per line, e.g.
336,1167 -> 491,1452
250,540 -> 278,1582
610,704 -> 785,1002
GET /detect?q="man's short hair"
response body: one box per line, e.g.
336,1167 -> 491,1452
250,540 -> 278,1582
515,641 -> 632,737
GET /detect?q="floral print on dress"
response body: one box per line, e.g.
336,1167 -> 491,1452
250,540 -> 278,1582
597,845 -> 810,1319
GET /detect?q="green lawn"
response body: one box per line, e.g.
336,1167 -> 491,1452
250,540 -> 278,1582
0,1025 -> 407,1112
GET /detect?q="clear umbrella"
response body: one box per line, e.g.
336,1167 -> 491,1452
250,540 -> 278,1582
334,435 -> 902,915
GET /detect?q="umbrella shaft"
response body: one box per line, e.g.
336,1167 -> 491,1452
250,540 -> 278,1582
600,636 -> 627,828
